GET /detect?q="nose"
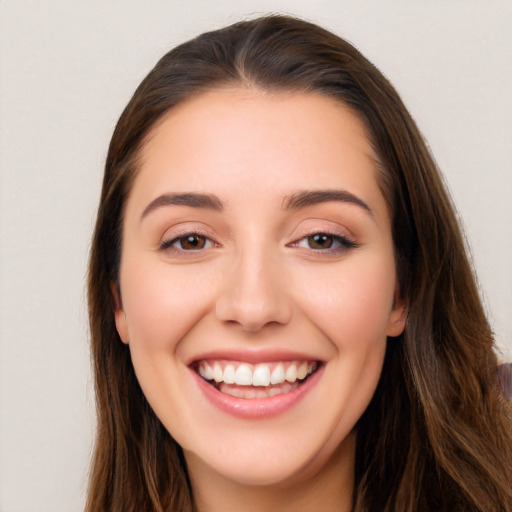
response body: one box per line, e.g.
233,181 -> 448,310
215,249 -> 292,332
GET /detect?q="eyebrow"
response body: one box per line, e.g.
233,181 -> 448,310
140,188 -> 372,222
140,192 -> 223,221
283,189 -> 373,215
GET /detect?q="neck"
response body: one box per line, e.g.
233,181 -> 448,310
187,433 -> 355,512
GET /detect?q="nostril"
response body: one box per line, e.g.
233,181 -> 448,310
215,297 -> 292,332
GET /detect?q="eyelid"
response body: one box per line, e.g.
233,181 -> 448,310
286,219 -> 358,256
292,231 -> 356,249
160,227 -> 219,254
289,217 -> 354,236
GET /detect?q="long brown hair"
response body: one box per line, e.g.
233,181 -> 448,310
87,15 -> 511,511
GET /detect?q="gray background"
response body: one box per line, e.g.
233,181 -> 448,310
1,1 -> 511,511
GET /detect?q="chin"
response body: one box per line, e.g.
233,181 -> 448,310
188,451 -> 315,488
183,427 -> 355,491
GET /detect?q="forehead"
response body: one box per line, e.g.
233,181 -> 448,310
129,89 -> 385,215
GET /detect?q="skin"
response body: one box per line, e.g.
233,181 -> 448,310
114,89 -> 406,512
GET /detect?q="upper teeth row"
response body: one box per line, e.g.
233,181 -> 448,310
198,361 -> 317,387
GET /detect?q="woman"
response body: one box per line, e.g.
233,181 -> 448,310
86,15 -> 511,511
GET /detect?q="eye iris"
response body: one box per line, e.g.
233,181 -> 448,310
180,235 -> 206,250
308,234 -> 333,249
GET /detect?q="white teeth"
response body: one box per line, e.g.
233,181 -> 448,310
213,362 -> 223,383
267,387 -> 283,397
270,363 -> 285,385
223,364 -> 236,384
252,365 -> 271,386
285,364 -> 297,383
297,361 -> 308,380
197,360 -> 317,388
203,363 -> 213,380
254,388 -> 269,398
235,364 -> 253,386
221,381 -> 297,398
244,388 -> 257,399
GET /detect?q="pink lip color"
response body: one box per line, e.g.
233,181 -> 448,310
186,349 -> 320,366
191,364 -> 324,419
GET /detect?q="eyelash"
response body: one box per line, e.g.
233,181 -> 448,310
291,232 -> 357,253
160,231 -> 357,254
160,232 -> 216,253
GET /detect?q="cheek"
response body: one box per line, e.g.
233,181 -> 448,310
120,261 -> 218,349
295,257 -> 396,346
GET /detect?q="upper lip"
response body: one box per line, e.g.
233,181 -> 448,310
186,349 -> 323,366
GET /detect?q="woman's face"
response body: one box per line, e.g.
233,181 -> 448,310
114,89 -> 405,488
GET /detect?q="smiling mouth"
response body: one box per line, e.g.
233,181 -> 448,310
193,360 -> 320,399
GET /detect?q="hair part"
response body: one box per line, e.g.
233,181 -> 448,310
87,14 -> 511,511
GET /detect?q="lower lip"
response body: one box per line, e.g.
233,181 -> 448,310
191,365 -> 324,419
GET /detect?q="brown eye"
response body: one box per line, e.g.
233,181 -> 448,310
294,232 -> 357,252
179,234 -> 207,250
161,233 -> 214,252
307,234 -> 334,249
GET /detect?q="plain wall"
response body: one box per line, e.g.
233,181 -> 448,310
1,1 -> 510,510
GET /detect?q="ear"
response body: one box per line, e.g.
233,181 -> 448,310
386,286 -> 406,338
111,283 -> 130,344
